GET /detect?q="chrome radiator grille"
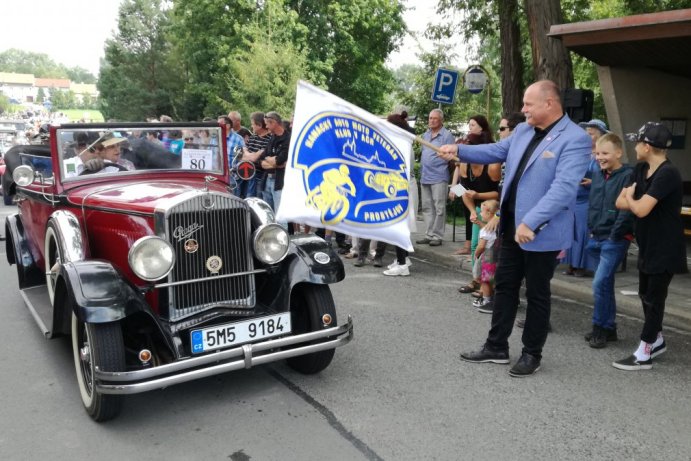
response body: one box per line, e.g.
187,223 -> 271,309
165,194 -> 255,320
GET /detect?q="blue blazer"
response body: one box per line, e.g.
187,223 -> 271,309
457,114 -> 591,251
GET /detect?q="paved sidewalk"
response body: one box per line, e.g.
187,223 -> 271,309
406,218 -> 691,332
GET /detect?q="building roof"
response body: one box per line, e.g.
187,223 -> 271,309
549,8 -> 691,79
0,72 -> 34,85
34,78 -> 71,89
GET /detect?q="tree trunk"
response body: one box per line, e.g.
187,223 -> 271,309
524,0 -> 574,89
498,0 -> 524,115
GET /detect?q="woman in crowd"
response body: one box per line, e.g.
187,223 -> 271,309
451,115 -> 501,294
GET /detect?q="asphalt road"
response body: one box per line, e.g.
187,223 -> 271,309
1,203 -> 691,460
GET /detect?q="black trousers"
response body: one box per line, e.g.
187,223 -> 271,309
463,205 -> 472,241
395,246 -> 409,265
357,239 -> 386,258
314,229 -> 346,245
639,271 -> 674,343
485,236 -> 559,360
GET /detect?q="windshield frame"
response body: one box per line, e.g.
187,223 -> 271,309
55,122 -> 226,183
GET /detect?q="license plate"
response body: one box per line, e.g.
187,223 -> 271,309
190,313 -> 292,354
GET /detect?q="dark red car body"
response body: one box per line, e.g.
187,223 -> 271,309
3,122 -> 352,421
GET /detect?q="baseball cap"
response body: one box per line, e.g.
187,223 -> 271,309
582,119 -> 609,134
625,122 -> 672,149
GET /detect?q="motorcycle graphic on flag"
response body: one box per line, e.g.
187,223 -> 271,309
278,81 -> 416,251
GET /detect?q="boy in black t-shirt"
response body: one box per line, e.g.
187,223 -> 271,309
613,122 -> 688,371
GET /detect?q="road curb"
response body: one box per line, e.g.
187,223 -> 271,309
409,244 -> 691,333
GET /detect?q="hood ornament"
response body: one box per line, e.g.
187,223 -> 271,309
203,175 -> 217,209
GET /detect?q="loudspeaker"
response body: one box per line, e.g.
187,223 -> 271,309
561,88 -> 593,124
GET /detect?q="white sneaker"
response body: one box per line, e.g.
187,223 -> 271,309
383,263 -> 410,276
387,257 -> 412,270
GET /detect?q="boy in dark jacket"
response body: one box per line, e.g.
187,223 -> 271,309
584,133 -> 634,348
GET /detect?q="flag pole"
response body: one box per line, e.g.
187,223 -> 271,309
415,136 -> 442,153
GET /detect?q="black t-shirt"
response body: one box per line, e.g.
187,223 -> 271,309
629,160 -> 687,274
260,130 -> 291,190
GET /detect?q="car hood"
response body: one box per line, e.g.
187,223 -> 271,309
67,179 -> 229,214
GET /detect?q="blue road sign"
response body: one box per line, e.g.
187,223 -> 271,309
431,68 -> 459,105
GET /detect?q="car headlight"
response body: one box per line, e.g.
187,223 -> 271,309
253,223 -> 289,264
128,236 -> 175,281
12,164 -> 35,186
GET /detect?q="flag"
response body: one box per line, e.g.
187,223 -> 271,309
277,81 -> 415,251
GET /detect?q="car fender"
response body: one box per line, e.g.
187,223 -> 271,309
4,214 -> 44,288
58,259 -> 152,323
287,235 -> 345,286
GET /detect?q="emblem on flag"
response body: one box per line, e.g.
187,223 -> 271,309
278,81 -> 416,251
292,112 -> 409,227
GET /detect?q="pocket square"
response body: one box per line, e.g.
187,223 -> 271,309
542,150 -> 555,158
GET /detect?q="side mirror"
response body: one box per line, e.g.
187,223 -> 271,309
12,164 -> 35,186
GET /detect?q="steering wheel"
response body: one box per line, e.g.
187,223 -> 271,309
79,162 -> 130,175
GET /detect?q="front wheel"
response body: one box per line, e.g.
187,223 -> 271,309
286,285 -> 337,374
71,312 -> 125,421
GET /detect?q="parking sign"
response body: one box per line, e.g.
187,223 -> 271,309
431,68 -> 459,105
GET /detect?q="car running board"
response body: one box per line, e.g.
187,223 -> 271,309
19,285 -> 53,338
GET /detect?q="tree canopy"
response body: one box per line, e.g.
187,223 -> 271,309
97,0 -> 406,121
0,48 -> 97,83
395,0 -> 691,130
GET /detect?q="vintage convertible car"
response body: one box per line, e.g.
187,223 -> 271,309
3,122 -> 352,421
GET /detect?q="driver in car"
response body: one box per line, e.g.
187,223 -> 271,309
64,133 -> 134,177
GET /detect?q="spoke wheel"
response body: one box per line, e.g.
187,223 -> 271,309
286,285 -> 337,374
44,223 -> 62,306
71,311 -> 125,421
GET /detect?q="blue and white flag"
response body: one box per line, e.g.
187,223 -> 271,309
277,81 -> 415,251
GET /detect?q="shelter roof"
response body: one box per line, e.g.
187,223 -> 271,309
549,8 -> 691,79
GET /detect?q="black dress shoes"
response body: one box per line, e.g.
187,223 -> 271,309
508,352 -> 541,377
460,345 -> 509,364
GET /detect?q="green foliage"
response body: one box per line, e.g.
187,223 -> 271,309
219,0 -> 318,119
0,48 -> 97,82
623,0 -> 691,13
36,88 -> 46,104
391,45 -> 504,141
99,0 -> 405,121
286,0 -> 406,113
49,89 -> 77,109
65,67 -> 97,84
98,0 -> 182,121
0,93 -> 10,115
432,0 -> 691,127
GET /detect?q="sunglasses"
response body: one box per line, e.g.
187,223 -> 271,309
498,126 -> 511,132
184,137 -> 194,141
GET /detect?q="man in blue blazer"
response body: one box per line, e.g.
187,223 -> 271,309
439,80 -> 591,377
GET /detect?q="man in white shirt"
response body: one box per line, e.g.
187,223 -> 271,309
63,133 -> 130,178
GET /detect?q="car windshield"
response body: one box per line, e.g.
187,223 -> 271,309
57,126 -> 225,181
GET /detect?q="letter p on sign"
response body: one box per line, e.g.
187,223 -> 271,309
431,68 -> 459,105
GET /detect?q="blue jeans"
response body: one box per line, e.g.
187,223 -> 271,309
586,237 -> 629,330
263,176 -> 286,228
237,176 -> 258,199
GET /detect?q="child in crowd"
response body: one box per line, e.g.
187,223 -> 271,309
613,122 -> 687,371
472,199 -> 500,313
584,133 -> 634,348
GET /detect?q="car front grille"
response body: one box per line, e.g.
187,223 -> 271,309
164,193 -> 256,321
